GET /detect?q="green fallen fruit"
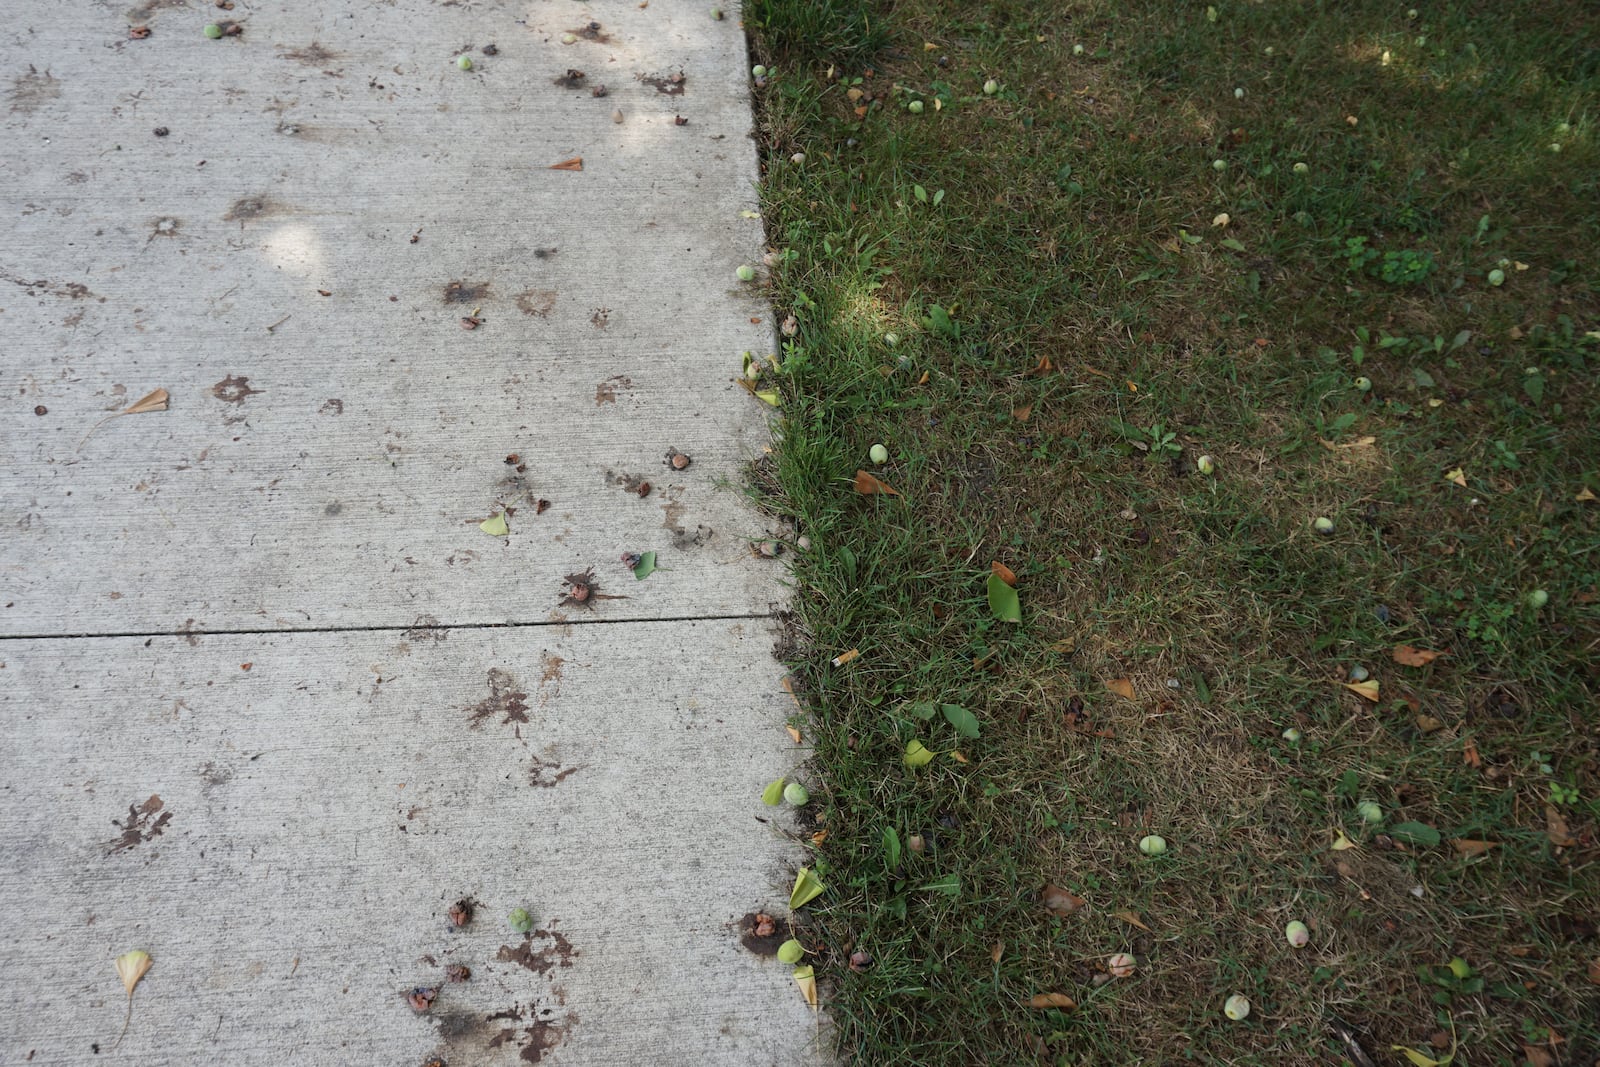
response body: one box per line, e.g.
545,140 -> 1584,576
1213,159 -> 1227,171
1285,921 -> 1310,948
1281,727 -> 1302,743
1354,376 -> 1372,392
869,444 -> 889,464
736,264 -> 756,282
1293,162 -> 1310,174
508,908 -> 534,934
1527,589 -> 1549,609
1313,516 -> 1335,534
1138,834 -> 1167,856
1196,455 -> 1215,475
783,782 -> 809,806
751,64 -> 768,78
1224,994 -> 1250,1020
776,939 -> 804,964
1357,800 -> 1384,824
907,100 -> 923,114
1488,269 -> 1505,286
711,7 -> 724,19
983,79 -> 999,95
203,22 -> 223,38
457,55 -> 473,71
883,332 -> 899,346
1073,43 -> 1086,55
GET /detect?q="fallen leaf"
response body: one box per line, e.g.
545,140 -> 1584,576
754,388 -> 781,407
632,550 -> 657,580
1331,829 -> 1358,851
1393,645 -> 1444,667
1393,1046 -> 1452,1067
1041,884 -> 1085,917
991,561 -> 1018,587
1012,403 -> 1033,422
793,965 -> 818,1010
113,950 -> 152,1048
1025,993 -> 1077,1010
1522,1047 -> 1555,1067
789,867 -> 825,909
948,749 -> 968,763
853,470 -> 900,496
1343,679 -> 1380,702
1029,356 -> 1053,376
785,725 -> 802,744
1576,487 -> 1596,503
1105,678 -> 1136,701
1111,910 -> 1151,932
78,388 -> 171,449
1444,468 -> 1468,488
1047,637 -> 1077,654
739,210 -> 761,219
1416,715 -> 1444,733
987,573 -> 1021,623
903,740 -> 936,768
1451,839 -> 1497,857
479,514 -> 509,537
1463,739 -> 1481,768
1080,365 -> 1111,379
548,156 -> 584,171
991,941 -> 1004,963
1390,821 -> 1442,847
1546,806 -> 1576,847
810,830 -> 827,847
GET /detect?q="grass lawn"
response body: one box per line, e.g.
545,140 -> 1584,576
742,0 -> 1600,1062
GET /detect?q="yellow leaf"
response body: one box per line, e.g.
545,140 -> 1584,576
1577,487 -> 1597,503
1343,679 -> 1380,702
853,470 -> 901,496
923,41 -> 937,51
1393,1047 -> 1449,1067
479,513 -> 508,536
116,951 -> 152,997
933,98 -> 942,112
1444,468 -> 1468,488
1111,910 -> 1151,931
754,389 -> 781,407
1331,829 -> 1358,851
1026,993 -> 1077,1010
785,725 -> 802,744
793,965 -> 818,1010
789,867 -> 825,909
949,749 -> 968,763
1105,678 -> 1136,701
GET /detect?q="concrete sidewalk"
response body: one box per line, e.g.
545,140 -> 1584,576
1,1 -> 820,1063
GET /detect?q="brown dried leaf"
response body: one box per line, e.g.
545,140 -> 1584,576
990,941 -> 1004,964
1451,839 -> 1497,858
1111,909 -> 1151,932
1105,678 -> 1136,701
1393,645 -> 1444,667
853,470 -> 900,496
1463,739 -> 1482,768
1415,715 -> 1444,734
785,725 -> 802,744
123,388 -> 171,415
1041,884 -> 1086,917
991,561 -> 1017,587
548,156 -> 584,171
1025,993 -> 1076,1010
1012,403 -> 1033,422
1546,806 -> 1577,848
1523,1047 -> 1556,1067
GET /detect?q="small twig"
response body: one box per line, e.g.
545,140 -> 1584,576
266,314 -> 291,333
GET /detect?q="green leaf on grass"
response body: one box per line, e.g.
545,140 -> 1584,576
1523,371 -> 1544,405
789,867 -> 825,909
904,739 -> 936,767
479,514 -> 508,536
988,573 -> 1021,623
1389,821 -> 1442,847
754,389 -> 782,407
918,874 -> 961,896
910,701 -> 937,721
941,703 -> 980,738
633,551 -> 658,580
762,778 -> 786,806
883,826 -> 902,870
1220,237 -> 1247,252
